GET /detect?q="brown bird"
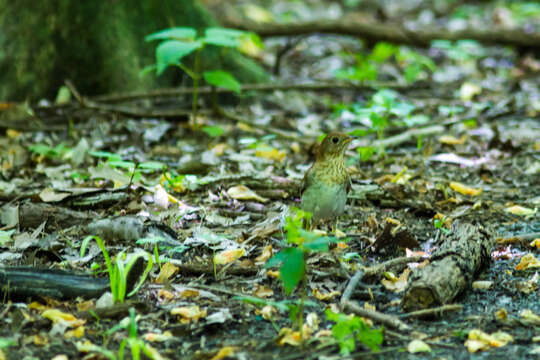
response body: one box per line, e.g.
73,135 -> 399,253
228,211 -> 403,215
301,132 -> 352,228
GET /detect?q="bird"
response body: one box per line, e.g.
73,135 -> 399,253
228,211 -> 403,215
300,132 -> 352,229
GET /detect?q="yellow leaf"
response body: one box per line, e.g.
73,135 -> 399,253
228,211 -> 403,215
227,185 -> 268,202
42,309 -> 85,327
260,305 -> 277,320
236,122 -> 256,133
520,309 -> 540,325
407,339 -> 431,353
504,205 -> 537,216
211,346 -> 238,360
242,4 -> 273,23
156,262 -> 179,284
312,288 -> 340,301
255,148 -> 286,162
494,308 -> 508,320
450,181 -> 482,196
439,135 -> 466,145
530,238 -> 540,249
144,331 -> 173,342
255,245 -> 273,264
277,328 -> 301,346
171,306 -> 207,323
459,82 -> 482,101
253,284 -> 273,298
65,326 -> 85,339
211,143 -> 228,156
214,248 -> 246,265
515,253 -> 540,270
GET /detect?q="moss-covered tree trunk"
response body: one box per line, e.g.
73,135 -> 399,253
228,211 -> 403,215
0,0 -> 267,101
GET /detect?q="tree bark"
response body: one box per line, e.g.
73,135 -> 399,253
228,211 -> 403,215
223,14 -> 540,48
401,221 -> 492,311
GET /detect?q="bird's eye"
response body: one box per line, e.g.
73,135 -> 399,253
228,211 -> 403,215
332,137 -> 339,144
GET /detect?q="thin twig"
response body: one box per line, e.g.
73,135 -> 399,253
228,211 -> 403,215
343,300 -> 411,331
363,255 -> 425,278
399,304 -> 463,319
340,269 -> 364,309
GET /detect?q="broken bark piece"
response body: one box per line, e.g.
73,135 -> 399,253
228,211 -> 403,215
0,257 -> 144,300
401,221 -> 492,311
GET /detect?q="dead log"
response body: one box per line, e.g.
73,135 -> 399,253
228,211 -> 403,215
401,221 -> 492,311
0,258 -> 144,300
223,15 -> 540,48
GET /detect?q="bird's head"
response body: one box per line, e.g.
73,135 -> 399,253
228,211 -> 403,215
316,132 -> 352,161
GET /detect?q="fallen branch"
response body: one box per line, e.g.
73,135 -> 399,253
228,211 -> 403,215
343,300 -> 410,331
402,221 -> 492,311
400,304 -> 463,319
223,15 -> 540,48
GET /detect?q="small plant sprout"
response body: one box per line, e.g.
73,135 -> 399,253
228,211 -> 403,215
80,235 -> 153,303
266,208 -> 342,344
144,27 -> 260,126
326,309 -> 383,355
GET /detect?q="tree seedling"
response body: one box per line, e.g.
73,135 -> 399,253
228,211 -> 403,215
265,208 -> 341,344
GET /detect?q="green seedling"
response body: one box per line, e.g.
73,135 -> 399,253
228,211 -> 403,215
144,27 -> 260,125
29,143 -> 71,159
266,208 -> 342,344
326,309 -> 383,355
433,217 -> 451,235
80,235 -> 153,303
336,42 -> 435,84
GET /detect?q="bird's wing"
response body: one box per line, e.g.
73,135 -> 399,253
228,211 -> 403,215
300,166 -> 313,196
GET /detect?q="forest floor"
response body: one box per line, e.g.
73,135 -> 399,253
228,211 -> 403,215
1,1 -> 540,359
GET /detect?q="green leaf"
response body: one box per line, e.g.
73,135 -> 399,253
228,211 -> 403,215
202,27 -> 248,47
0,230 -> 14,246
88,151 -> 122,161
403,114 -> 429,127
137,161 -> 166,171
108,160 -> 136,169
145,27 -> 197,42
404,62 -> 423,83
355,324 -> 383,352
356,146 -> 375,161
302,235 -> 336,252
370,42 -> 398,63
202,70 -> 241,94
201,125 -> 225,137
155,40 -> 202,75
278,247 -> 305,295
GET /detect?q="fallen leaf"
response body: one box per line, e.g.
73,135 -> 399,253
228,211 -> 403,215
255,148 -> 286,162
211,346 -> 238,360
255,245 -> 273,264
520,309 -> 540,325
312,288 -> 340,301
439,135 -> 467,145
214,248 -> 246,265
253,284 -> 273,298
227,185 -> 268,202
42,309 -> 85,327
278,328 -> 301,346
450,182 -> 482,196
515,253 -> 540,271
171,306 -> 207,323
472,280 -> 493,290
504,205 -> 537,216
260,305 -> 276,320
407,339 -> 431,353
459,82 -> 482,101
381,268 -> 410,292
156,262 -> 179,283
